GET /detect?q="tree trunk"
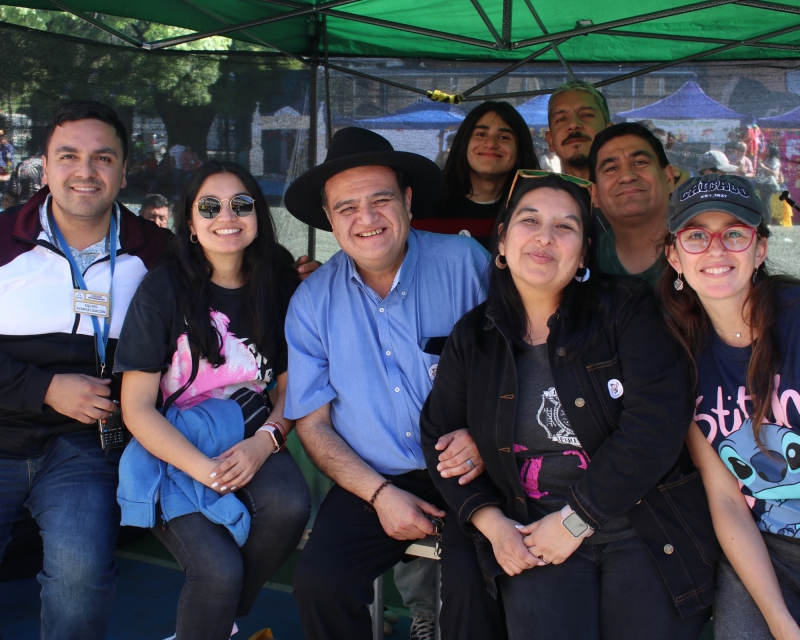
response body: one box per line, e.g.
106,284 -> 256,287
154,93 -> 216,160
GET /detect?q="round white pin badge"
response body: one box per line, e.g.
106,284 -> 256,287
607,379 -> 624,399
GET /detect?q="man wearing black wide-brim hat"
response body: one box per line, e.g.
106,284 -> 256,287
283,127 -> 506,639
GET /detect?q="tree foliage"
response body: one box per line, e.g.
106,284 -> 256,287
0,9 -> 307,160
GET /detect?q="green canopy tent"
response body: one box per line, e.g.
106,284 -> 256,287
4,1 -> 799,245
3,0 -> 800,103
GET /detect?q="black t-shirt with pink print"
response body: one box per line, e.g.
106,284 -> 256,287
514,342 -> 634,544
114,264 -> 288,427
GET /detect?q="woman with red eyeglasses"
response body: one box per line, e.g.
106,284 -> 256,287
660,174 -> 800,640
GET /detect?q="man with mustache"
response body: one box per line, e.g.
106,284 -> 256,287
0,101 -> 171,639
546,81 -> 612,181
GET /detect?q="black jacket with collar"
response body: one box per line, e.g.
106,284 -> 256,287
420,276 -> 719,618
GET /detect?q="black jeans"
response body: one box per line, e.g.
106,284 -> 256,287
498,535 -> 710,640
293,470 -> 506,640
152,450 -> 311,640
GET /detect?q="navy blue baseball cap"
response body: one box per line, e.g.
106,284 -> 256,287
667,173 -> 765,233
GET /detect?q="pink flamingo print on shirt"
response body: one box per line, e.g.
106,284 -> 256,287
160,310 -> 270,410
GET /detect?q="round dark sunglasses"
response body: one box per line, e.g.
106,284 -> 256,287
194,195 -> 255,219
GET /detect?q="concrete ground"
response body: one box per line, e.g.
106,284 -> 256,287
764,224 -> 800,278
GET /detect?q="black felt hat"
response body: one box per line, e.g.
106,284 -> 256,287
284,127 -> 443,231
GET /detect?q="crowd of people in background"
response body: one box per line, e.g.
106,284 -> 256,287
2,85 -> 800,640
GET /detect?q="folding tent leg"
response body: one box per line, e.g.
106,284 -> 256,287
372,574 -> 384,640
435,561 -> 442,640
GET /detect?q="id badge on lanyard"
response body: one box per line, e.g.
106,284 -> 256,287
50,210 -> 117,376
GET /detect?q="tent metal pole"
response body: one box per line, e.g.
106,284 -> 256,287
179,0 -> 311,60
462,87 -> 555,102
501,0 -> 512,49
735,0 -> 800,16
322,62 -> 430,96
307,21 -> 320,261
262,0 -> 497,49
514,0 -> 735,49
472,20 -> 800,101
45,0 -> 143,47
593,21 -> 800,89
460,42 -> 557,99
323,15 -> 332,145
144,0 -> 361,50
469,0 -> 503,48
522,0 -> 576,81
594,27 -> 800,53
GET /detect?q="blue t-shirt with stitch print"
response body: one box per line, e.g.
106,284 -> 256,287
694,286 -> 800,538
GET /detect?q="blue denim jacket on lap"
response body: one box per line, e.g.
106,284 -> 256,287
117,398 -> 251,547
420,276 -> 719,618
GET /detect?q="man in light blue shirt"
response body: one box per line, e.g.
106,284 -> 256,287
284,128 -> 506,640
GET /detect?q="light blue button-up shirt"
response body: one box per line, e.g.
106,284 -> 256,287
285,229 -> 489,476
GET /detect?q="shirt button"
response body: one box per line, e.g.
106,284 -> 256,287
406,432 -> 412,437
575,397 -> 585,408
664,544 -> 674,555
401,291 -> 406,296
394,387 -> 400,393
386,350 -> 391,356
557,347 -> 566,356
379,308 -> 385,313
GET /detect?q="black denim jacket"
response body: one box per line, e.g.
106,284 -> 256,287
420,277 -> 719,618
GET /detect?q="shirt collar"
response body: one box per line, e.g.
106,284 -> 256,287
39,193 -> 121,249
347,228 -> 420,299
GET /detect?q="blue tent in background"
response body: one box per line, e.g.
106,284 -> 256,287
515,94 -> 551,127
357,99 -> 465,129
757,106 -> 800,128
615,79 -> 747,120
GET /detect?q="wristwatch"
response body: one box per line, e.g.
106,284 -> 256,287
561,504 -> 594,538
257,421 -> 286,453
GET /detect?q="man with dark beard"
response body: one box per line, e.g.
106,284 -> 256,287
545,81 -> 611,181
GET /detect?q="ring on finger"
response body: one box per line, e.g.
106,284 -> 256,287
538,555 -> 551,565
466,459 -> 476,470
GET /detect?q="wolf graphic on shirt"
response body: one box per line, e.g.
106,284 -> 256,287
537,387 -> 581,446
717,419 -> 800,537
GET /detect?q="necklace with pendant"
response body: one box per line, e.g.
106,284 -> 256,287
713,322 -> 749,339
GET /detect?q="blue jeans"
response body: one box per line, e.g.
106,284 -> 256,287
498,535 -> 710,640
714,532 -> 800,639
153,449 -> 311,640
0,429 -> 121,640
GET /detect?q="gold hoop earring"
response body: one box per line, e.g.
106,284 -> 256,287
190,233 -> 198,244
495,254 -> 507,270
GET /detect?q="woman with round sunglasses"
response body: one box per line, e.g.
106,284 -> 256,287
659,174 -> 800,640
412,101 -> 538,250
114,161 -> 310,640
420,171 -> 717,640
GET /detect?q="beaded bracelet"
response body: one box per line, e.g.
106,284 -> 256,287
366,479 -> 392,511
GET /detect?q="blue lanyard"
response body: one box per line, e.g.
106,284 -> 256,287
50,209 -> 117,372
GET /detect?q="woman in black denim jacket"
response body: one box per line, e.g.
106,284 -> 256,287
420,172 -> 719,640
